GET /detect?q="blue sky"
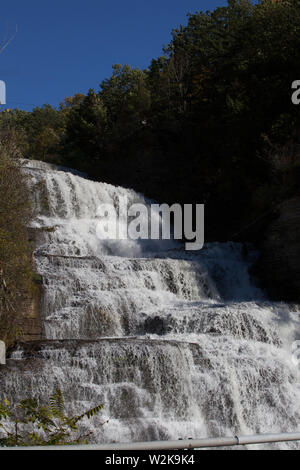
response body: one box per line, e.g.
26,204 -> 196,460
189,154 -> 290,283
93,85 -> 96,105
0,0 -> 227,111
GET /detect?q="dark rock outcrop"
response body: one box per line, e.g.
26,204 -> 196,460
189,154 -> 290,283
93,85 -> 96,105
255,197 -> 300,302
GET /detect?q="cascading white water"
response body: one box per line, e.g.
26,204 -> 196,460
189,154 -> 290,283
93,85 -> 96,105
1,160 -> 300,449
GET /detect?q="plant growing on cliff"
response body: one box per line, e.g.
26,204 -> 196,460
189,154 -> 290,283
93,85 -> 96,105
0,388 -> 105,446
0,132 -> 33,346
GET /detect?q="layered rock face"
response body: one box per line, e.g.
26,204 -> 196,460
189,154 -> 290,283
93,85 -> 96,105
256,198 -> 300,302
19,287 -> 43,341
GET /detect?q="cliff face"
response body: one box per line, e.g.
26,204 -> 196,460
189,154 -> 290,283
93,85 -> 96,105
21,228 -> 46,342
19,286 -> 43,342
0,279 -> 43,345
0,237 -> 44,346
255,197 -> 300,302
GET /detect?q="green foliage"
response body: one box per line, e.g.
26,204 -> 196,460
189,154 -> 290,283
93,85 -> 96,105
0,106 -> 65,164
0,389 -> 104,447
61,89 -> 107,173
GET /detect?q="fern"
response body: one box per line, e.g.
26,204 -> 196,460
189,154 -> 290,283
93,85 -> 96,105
0,389 -> 105,446
49,388 -> 65,419
72,404 -> 104,424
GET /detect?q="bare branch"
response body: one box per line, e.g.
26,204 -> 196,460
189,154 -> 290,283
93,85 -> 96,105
0,25 -> 18,55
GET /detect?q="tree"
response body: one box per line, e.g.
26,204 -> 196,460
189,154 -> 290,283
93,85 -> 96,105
32,126 -> 61,162
59,94 -> 86,112
100,64 -> 151,138
62,89 -> 107,174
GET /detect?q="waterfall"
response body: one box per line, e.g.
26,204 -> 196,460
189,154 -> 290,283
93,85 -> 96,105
1,160 -> 300,449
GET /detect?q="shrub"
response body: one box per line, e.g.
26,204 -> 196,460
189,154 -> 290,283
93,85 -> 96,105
0,132 -> 33,346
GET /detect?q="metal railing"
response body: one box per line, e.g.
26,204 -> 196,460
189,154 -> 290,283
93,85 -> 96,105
1,432 -> 300,450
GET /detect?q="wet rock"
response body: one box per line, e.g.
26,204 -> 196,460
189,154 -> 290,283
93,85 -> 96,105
143,316 -> 167,335
256,197 -> 300,302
